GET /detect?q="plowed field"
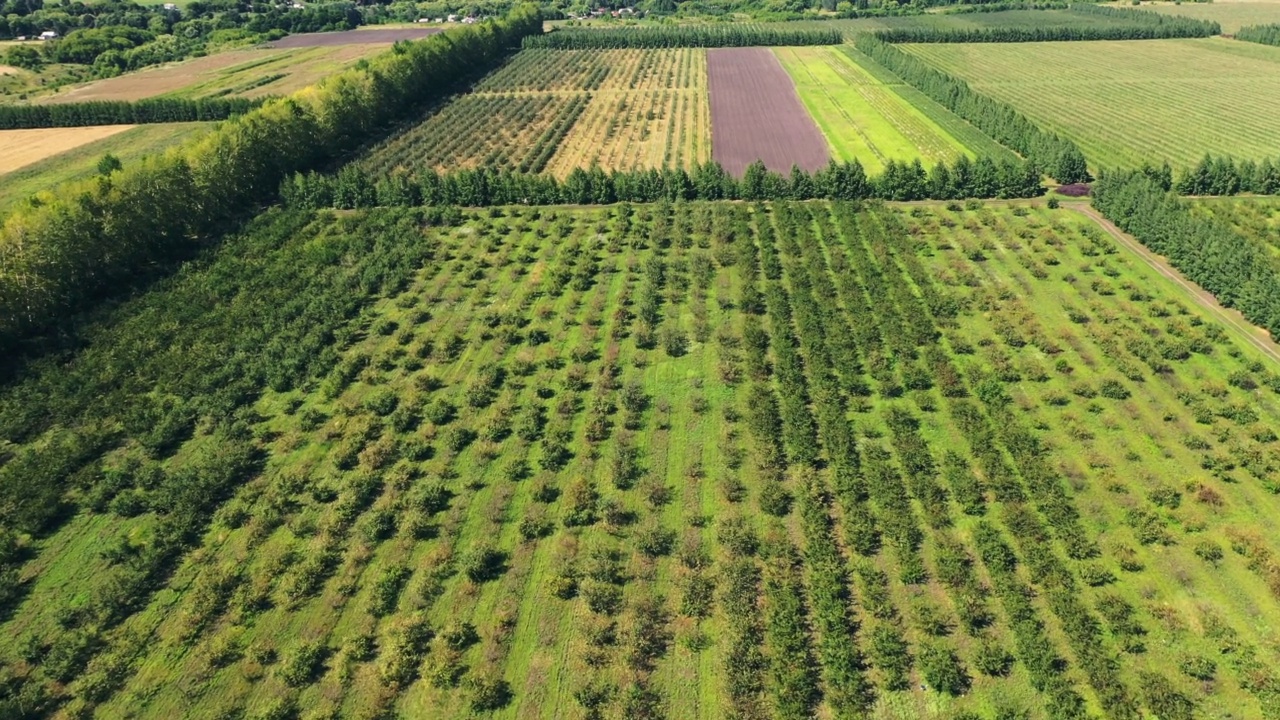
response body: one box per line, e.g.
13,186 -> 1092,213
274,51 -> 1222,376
706,47 -> 829,176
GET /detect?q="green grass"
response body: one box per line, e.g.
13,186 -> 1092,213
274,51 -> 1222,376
0,122 -> 215,217
1127,0 -> 1280,34
774,46 -> 975,173
7,199 -> 1280,718
904,38 -> 1280,169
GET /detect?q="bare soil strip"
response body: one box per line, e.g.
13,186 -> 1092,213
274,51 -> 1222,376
266,28 -> 442,48
706,47 -> 829,176
1069,202 -> 1280,365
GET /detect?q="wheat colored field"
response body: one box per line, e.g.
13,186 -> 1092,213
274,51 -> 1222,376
0,125 -> 136,174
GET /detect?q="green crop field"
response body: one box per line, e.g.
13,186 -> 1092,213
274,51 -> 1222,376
0,122 -> 215,217
785,9 -> 1160,38
1132,1 -> 1280,34
6,198 -> 1280,719
775,46 -> 973,174
904,38 -> 1280,169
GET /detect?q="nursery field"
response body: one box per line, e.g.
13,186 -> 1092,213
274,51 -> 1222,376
775,46 -> 972,175
362,49 -> 712,178
904,38 -> 1280,169
6,199 -> 1280,719
1188,197 -> 1280,256
786,8 -> 1178,38
0,122 -> 215,216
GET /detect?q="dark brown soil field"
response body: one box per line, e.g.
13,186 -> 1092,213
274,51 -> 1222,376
706,47 -> 829,177
267,28 -> 442,48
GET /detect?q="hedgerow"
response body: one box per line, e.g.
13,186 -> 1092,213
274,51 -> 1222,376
523,25 -> 841,49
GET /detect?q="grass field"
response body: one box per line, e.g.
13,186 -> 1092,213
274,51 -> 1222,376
7,199 -> 1280,718
22,44 -> 390,105
1128,1 -> 1280,33
364,49 -> 711,177
775,46 -> 976,174
905,38 -> 1280,169
0,122 -> 215,217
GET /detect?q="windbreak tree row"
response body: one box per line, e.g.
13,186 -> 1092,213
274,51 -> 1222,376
522,25 -> 842,49
852,37 -> 1089,184
1092,170 -> 1280,338
0,97 -> 265,129
0,4 -> 544,349
282,154 -> 1044,209
1173,154 -> 1280,196
875,5 -> 1219,42
1237,23 -> 1280,47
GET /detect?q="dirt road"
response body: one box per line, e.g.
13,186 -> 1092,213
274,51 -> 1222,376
1067,202 -> 1280,367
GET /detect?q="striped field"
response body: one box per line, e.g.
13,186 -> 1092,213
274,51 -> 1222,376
904,38 -> 1280,169
774,46 -> 974,175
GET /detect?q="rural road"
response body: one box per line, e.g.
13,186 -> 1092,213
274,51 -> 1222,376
1066,202 -> 1280,368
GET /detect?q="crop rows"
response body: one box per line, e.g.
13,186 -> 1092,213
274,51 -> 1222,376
541,48 -> 709,177
6,199 -> 1280,719
904,39 -> 1280,168
367,49 -> 711,178
1188,198 -> 1280,259
361,93 -> 591,175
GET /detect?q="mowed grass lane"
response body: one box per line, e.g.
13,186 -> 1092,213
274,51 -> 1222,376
775,46 -> 973,174
904,38 -> 1280,169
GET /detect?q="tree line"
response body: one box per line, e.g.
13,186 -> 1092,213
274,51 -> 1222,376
1092,169 -> 1280,338
1174,155 -> 1280,196
874,6 -> 1219,43
0,5 -> 544,349
853,36 -> 1089,184
280,155 -> 1045,210
1236,24 -> 1280,47
521,25 -> 842,49
0,97 -> 264,130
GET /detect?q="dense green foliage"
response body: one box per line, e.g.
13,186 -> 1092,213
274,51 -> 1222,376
875,5 -> 1219,42
1176,155 -> 1280,196
281,155 -> 1044,208
523,24 -> 841,48
1236,23 -> 1280,46
1092,170 -> 1280,336
0,97 -> 262,129
852,36 -> 1089,183
0,5 -> 542,349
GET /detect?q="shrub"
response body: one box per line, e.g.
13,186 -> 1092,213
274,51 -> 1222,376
468,674 -> 512,711
1193,540 -> 1223,564
278,641 -> 327,688
582,581 -> 624,615
973,640 -> 1014,677
1179,654 -> 1216,681
918,641 -> 970,696
363,388 -> 399,416
635,522 -> 676,558
461,544 -> 506,583
757,479 -> 793,517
